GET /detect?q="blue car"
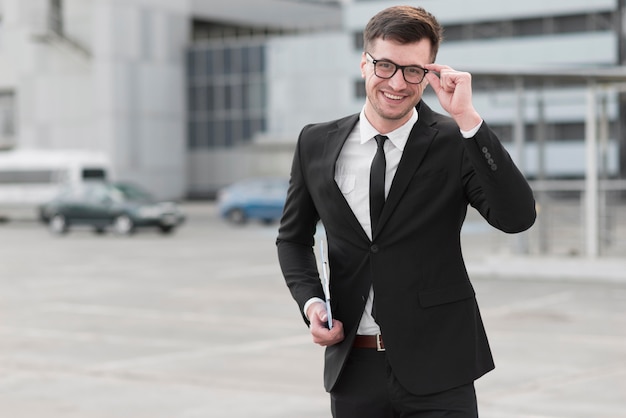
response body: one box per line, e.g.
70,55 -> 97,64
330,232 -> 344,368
217,177 -> 288,225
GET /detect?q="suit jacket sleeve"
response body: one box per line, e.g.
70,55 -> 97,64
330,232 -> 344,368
276,124 -> 324,324
462,121 -> 536,233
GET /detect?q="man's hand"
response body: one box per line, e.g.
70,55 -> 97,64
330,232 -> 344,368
424,64 -> 482,132
306,302 -> 344,347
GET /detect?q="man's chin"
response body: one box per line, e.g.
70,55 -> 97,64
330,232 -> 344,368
380,108 -> 413,121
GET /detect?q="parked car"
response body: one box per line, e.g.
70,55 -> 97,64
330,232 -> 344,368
38,181 -> 186,235
216,177 -> 288,225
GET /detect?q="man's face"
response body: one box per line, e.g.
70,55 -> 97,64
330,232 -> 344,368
361,38 -> 432,132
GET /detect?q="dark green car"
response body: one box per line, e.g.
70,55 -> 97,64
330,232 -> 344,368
38,181 -> 186,235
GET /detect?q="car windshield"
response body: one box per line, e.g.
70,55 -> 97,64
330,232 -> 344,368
113,183 -> 154,201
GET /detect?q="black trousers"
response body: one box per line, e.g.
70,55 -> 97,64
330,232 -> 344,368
330,348 -> 479,418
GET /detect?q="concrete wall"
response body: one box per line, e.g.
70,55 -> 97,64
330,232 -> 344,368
0,0 -> 191,199
92,0 -> 190,199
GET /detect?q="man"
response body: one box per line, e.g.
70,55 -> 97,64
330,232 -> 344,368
276,5 -> 536,417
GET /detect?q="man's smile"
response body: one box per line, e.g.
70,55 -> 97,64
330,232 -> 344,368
383,91 -> 404,100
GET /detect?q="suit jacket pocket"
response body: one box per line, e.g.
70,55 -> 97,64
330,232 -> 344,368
418,281 -> 475,308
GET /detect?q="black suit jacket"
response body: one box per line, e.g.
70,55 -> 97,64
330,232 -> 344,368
277,101 -> 536,395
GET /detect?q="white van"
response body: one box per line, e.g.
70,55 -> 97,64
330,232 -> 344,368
0,149 -> 111,220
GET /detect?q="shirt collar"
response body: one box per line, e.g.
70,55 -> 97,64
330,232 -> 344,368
359,107 -> 418,151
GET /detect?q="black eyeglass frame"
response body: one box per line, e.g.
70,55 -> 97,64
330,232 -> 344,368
365,52 -> 429,85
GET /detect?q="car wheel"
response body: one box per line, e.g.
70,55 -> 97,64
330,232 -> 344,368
49,214 -> 69,235
158,225 -> 175,234
112,215 -> 135,235
226,208 -> 247,224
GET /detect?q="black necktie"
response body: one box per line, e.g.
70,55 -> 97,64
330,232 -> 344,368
370,135 -> 388,321
370,134 -> 388,233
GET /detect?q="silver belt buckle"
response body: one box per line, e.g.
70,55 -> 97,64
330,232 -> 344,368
376,334 -> 385,351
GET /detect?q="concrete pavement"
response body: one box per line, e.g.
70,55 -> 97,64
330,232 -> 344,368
0,202 -> 625,417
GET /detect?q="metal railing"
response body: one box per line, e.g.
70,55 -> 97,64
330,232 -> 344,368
527,179 -> 626,257
465,179 -> 626,258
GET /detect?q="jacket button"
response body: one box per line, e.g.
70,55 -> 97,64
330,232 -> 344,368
370,245 -> 379,253
482,146 -> 489,154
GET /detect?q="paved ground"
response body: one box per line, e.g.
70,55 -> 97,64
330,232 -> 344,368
0,203 -> 625,417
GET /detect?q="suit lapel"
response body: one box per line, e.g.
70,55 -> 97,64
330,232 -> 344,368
323,114 -> 370,240
373,103 -> 438,236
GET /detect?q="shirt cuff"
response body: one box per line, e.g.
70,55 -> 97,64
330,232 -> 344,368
303,297 -> 325,320
460,120 -> 483,139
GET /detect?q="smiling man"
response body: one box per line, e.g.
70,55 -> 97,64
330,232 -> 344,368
277,5 -> 536,417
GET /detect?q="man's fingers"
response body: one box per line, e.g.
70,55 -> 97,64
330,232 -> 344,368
310,319 -> 344,346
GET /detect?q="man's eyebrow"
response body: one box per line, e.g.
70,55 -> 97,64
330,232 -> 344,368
378,57 -> 425,67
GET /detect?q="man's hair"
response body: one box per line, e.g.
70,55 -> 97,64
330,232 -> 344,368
363,6 -> 443,62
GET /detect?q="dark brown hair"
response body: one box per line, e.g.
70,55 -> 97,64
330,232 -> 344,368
363,6 -> 443,62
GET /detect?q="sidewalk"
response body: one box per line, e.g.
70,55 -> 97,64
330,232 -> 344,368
467,254 -> 626,283
1,204 -> 625,417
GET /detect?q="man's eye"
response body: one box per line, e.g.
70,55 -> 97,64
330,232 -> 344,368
377,62 -> 395,71
405,67 -> 423,76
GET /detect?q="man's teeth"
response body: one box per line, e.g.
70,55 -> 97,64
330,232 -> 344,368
384,92 -> 403,100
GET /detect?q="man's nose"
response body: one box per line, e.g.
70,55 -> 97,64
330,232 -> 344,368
388,69 -> 407,89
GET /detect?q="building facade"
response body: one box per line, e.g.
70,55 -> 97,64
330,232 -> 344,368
0,0 -> 623,199
0,0 -> 191,199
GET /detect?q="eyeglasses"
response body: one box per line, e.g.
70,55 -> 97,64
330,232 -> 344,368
365,52 -> 429,85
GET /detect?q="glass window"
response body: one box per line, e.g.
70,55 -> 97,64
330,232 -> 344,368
443,25 -> 464,42
253,45 -> 264,72
205,120 -> 214,147
445,12 -> 615,43
231,47 -> 242,73
196,120 -> 208,148
591,12 -> 614,31
353,31 -> 364,50
82,168 -> 107,180
205,85 -> 214,112
556,15 -> 588,34
490,125 -> 514,143
243,46 -> 252,73
188,119 -> 207,149
256,45 -> 264,72
223,49 -> 232,73
213,84 -> 225,112
186,51 -> 195,79
188,120 -> 196,148
224,84 -> 232,110
224,119 -> 234,147
232,82 -> 243,110
203,49 -> 213,75
554,123 -> 584,141
187,86 -> 196,113
242,118 -> 252,141
354,80 -> 365,99
0,170 -> 56,184
186,44 -> 266,150
207,119 -> 223,147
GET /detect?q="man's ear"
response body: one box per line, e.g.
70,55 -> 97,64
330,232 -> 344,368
360,52 -> 368,78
